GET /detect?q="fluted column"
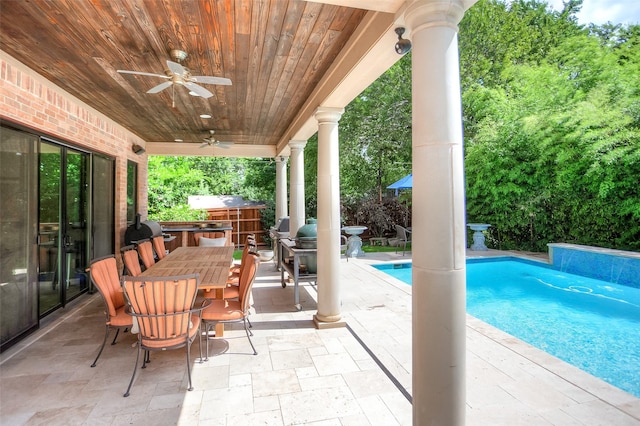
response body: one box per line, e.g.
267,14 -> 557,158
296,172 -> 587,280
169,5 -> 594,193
313,107 -> 344,327
288,141 -> 307,237
404,0 -> 468,424
275,156 -> 288,223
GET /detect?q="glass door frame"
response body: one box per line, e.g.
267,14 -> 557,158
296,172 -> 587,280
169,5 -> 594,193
38,139 -> 92,316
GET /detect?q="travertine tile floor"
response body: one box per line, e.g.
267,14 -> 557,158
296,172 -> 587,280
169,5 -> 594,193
1,250 -> 639,425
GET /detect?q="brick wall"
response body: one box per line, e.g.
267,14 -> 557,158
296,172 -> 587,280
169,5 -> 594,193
0,50 -> 148,253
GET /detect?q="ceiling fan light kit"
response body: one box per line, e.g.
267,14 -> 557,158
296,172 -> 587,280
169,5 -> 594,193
199,130 -> 233,149
117,49 -> 234,142
116,49 -> 231,100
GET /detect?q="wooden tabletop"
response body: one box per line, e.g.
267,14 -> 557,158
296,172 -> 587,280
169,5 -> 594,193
141,246 -> 234,291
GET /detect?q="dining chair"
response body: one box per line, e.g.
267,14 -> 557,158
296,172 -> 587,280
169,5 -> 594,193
224,237 -> 257,300
227,234 -> 256,281
395,224 -> 412,256
194,232 -> 228,246
120,245 -> 142,277
87,255 -> 133,367
152,235 -> 167,260
201,251 -> 260,358
121,273 -> 209,397
136,239 -> 156,270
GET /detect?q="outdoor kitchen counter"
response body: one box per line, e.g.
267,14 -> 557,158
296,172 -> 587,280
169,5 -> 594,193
161,226 -> 233,248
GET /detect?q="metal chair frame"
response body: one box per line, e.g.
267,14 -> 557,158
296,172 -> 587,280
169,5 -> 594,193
395,225 -> 412,256
202,252 -> 260,358
122,273 -> 210,397
87,255 -> 133,367
120,245 -> 142,276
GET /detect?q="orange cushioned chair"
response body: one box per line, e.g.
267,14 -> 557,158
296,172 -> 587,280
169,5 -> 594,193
152,235 -> 167,260
121,273 -> 209,397
120,245 -> 142,277
201,252 -> 260,358
228,234 -> 256,278
224,239 -> 257,300
88,255 -> 133,367
136,239 -> 156,270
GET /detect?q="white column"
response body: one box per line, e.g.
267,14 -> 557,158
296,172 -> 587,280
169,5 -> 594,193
288,141 -> 307,237
275,156 -> 288,222
405,0 -> 467,424
313,107 -> 344,327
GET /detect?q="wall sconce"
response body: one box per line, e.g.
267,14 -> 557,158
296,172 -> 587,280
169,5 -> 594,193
132,144 -> 146,155
394,27 -> 411,55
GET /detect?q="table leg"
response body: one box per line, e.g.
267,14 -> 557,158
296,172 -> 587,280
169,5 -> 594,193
215,323 -> 224,337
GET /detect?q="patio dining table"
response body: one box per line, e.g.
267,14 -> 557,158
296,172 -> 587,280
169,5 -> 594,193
140,245 -> 234,336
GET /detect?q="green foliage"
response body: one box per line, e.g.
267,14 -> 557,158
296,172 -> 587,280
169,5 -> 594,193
462,4 -> 640,251
348,197 -> 410,237
259,199 -> 276,246
338,55 -> 413,202
149,204 -> 208,222
304,55 -> 412,223
148,156 -> 276,221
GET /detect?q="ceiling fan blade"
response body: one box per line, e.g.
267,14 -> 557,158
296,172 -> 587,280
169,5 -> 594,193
191,76 -> 232,86
116,69 -> 169,79
146,81 -> 173,94
199,142 -> 210,148
184,82 -> 214,98
215,141 -> 233,149
166,60 -> 187,77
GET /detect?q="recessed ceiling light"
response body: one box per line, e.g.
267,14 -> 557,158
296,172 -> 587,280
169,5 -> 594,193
200,114 -> 212,119
174,138 -> 183,142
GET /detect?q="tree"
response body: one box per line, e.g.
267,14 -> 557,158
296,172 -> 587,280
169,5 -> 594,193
148,156 -> 276,221
303,55 -> 413,223
463,11 -> 640,251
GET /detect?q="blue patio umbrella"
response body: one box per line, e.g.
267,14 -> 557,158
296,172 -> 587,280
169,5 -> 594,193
387,173 -> 412,196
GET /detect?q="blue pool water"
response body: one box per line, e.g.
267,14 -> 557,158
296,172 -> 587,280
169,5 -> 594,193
373,258 -> 640,397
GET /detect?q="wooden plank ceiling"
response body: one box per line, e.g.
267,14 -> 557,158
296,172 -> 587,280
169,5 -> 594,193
0,0 -> 370,152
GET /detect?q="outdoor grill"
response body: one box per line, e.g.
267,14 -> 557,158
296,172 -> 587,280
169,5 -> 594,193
270,216 -> 289,235
124,214 -> 163,245
269,216 -> 290,266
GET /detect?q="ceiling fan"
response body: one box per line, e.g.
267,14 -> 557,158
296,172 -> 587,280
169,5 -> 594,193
117,50 -> 231,100
200,130 -> 233,149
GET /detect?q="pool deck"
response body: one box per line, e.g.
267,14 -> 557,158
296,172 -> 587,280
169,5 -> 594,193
1,248 -> 639,425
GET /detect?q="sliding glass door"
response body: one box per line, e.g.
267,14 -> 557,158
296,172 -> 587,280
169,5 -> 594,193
92,154 -> 115,260
39,142 -> 90,315
1,124 -> 116,350
0,128 -> 39,350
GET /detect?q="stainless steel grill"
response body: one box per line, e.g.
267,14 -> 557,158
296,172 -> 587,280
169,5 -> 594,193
270,216 -> 290,267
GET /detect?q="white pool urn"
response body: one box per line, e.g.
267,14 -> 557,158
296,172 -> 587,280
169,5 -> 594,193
469,223 -> 491,251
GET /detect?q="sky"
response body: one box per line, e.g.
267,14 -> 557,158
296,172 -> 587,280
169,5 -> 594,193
545,0 -> 640,26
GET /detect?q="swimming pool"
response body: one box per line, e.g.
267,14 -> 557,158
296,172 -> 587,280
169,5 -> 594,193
372,257 -> 640,398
